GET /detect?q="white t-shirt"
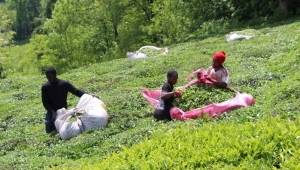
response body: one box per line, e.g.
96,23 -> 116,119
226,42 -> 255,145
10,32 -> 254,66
207,66 -> 229,83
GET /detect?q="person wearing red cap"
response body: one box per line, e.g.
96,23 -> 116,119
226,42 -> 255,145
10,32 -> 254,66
205,51 -> 229,88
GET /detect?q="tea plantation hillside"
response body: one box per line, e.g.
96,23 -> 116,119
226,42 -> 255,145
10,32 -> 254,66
1,19 -> 300,169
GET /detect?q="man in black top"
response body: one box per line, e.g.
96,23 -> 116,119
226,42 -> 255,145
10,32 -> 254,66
41,67 -> 90,133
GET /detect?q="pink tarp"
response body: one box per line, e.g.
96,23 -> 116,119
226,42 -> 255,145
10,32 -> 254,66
177,69 -> 214,89
141,69 -> 255,120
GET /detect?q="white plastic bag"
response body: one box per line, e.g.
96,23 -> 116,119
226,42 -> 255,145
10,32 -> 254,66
76,94 -> 108,131
226,33 -> 252,42
127,45 -> 168,59
54,94 -> 108,140
55,108 -> 83,140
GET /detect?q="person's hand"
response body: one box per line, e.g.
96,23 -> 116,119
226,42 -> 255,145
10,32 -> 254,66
174,90 -> 183,98
205,75 -> 216,82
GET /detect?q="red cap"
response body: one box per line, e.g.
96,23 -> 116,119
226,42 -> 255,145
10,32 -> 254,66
212,51 -> 226,64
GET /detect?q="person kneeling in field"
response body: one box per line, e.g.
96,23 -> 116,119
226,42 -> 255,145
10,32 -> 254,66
54,94 -> 108,140
154,70 -> 183,121
200,51 -> 229,88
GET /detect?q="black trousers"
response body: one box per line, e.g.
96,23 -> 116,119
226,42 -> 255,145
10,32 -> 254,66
154,108 -> 172,121
45,112 -> 56,133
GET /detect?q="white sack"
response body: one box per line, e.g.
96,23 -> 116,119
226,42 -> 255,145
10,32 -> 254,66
55,108 -> 83,140
76,94 -> 108,131
54,94 -> 108,140
127,45 -> 168,60
127,52 -> 148,59
226,33 -> 252,42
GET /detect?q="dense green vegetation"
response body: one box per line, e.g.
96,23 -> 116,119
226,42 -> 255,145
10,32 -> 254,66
1,0 -> 300,77
1,0 -> 300,169
1,15 -> 300,169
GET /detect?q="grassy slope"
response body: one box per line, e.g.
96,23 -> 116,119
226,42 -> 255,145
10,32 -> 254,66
0,18 -> 300,169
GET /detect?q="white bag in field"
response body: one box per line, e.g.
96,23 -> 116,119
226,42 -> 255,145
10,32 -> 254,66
127,45 -> 168,59
54,94 -> 108,140
226,32 -> 252,42
76,94 -> 108,131
55,108 -> 83,140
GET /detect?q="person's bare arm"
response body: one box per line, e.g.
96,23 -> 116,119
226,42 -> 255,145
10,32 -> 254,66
161,91 -> 175,99
213,81 -> 228,88
227,86 -> 238,93
206,75 -> 228,88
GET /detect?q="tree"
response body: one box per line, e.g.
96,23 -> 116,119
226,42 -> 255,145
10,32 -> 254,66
9,0 -> 41,39
116,0 -> 156,52
43,0 -> 118,70
0,3 -> 15,78
44,0 -> 57,19
145,0 -> 191,45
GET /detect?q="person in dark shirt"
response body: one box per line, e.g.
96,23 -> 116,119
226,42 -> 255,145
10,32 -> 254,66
154,69 -> 182,121
41,67 -> 95,133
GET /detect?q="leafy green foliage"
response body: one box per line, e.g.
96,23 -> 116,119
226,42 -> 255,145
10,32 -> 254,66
9,0 -> 41,39
91,117 -> 300,169
0,16 -> 300,169
0,3 -> 15,78
174,85 -> 235,111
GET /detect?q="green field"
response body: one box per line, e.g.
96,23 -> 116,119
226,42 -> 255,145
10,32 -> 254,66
0,18 -> 300,169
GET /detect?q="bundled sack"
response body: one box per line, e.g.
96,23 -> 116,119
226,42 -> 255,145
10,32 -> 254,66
55,94 -> 108,140
226,32 -> 252,42
77,94 -> 108,131
55,108 -> 83,140
127,45 -> 168,59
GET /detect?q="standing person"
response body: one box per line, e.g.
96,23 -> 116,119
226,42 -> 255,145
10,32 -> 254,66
201,51 -> 229,88
154,70 -> 183,121
41,67 -> 95,133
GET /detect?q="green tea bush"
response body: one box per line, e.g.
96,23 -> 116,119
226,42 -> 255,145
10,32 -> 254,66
90,117 -> 300,169
173,85 -> 235,111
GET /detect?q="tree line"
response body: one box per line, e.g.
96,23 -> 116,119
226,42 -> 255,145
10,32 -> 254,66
0,0 -> 299,76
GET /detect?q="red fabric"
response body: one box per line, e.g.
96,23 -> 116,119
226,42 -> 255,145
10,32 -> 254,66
170,92 -> 254,120
141,88 -> 160,107
213,51 -> 226,64
142,88 -> 254,121
179,69 -> 214,89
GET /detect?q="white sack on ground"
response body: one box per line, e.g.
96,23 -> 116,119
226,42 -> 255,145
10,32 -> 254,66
55,108 -> 83,140
127,45 -> 168,59
76,94 -> 108,131
55,94 -> 108,140
127,52 -> 148,59
226,32 -> 252,42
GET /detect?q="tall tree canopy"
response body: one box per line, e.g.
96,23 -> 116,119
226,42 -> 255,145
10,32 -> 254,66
9,0 -> 41,39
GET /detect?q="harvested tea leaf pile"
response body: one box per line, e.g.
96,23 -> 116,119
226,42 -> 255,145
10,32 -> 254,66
173,84 -> 235,111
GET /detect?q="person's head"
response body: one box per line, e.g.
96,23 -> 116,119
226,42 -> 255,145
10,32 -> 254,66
212,51 -> 226,69
167,69 -> 178,85
45,67 -> 57,83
